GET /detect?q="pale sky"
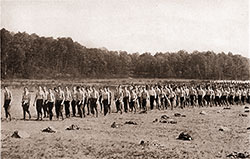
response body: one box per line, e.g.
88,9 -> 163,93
1,0 -> 249,57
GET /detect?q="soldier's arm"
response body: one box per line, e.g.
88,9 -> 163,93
52,94 -> 55,102
28,94 -> 31,105
43,92 -> 47,104
128,92 -> 131,101
33,94 -> 37,106
108,93 -> 110,104
9,91 -> 12,104
21,93 -> 24,103
69,91 -> 72,99
61,92 -> 65,105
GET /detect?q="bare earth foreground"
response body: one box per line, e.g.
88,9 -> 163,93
1,89 -> 250,159
1,107 -> 250,159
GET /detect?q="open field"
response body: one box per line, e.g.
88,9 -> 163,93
1,87 -> 250,159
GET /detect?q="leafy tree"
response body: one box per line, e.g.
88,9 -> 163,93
1,28 -> 249,80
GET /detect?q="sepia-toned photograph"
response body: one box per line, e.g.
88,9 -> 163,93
1,0 -> 250,158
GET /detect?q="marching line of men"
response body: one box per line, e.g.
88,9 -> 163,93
2,84 -> 250,121
2,85 -> 112,121
32,85 -> 111,120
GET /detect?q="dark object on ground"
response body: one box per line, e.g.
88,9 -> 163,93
161,115 -> 169,119
226,152 -> 249,158
11,131 -> 30,138
160,119 -> 177,124
42,127 -> 57,133
167,119 -> 177,124
219,126 -> 230,132
245,110 -> 249,113
140,140 -> 145,145
159,120 -> 167,123
223,107 -> 231,110
200,111 -> 207,115
174,113 -> 186,117
139,110 -> 147,114
174,113 -> 181,117
239,114 -> 248,117
111,122 -> 119,128
153,119 -> 158,123
247,127 -> 250,130
66,124 -> 80,130
177,132 -> 192,141
125,121 -> 138,125
139,140 -> 149,146
11,131 -> 21,138
244,106 -> 249,109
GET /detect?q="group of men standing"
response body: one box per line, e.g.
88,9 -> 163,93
2,83 -> 250,121
2,85 -> 113,121
30,86 -> 112,120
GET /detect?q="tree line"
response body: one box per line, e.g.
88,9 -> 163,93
1,28 -> 250,80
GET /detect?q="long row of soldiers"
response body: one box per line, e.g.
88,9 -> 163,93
3,84 -> 250,121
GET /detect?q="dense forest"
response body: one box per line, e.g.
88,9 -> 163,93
1,28 -> 250,80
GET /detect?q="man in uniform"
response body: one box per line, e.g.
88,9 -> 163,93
76,86 -> 85,118
43,86 -> 49,118
89,86 -> 99,117
3,86 -> 12,121
55,86 -> 65,120
123,86 -> 130,113
47,88 -> 55,120
33,86 -> 45,120
64,86 -> 72,118
71,86 -> 77,117
21,87 -> 31,120
114,86 -> 123,114
214,87 -> 222,106
107,87 -> 112,114
197,86 -> 205,107
189,86 -> 197,107
102,87 -> 110,116
141,86 -> 149,111
229,87 -> 235,105
129,88 -> 137,113
155,86 -> 161,110
136,86 -> 142,110
148,86 -> 156,110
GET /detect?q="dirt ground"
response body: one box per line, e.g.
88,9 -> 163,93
1,88 -> 250,159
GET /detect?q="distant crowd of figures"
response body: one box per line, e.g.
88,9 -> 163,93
2,83 -> 250,121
